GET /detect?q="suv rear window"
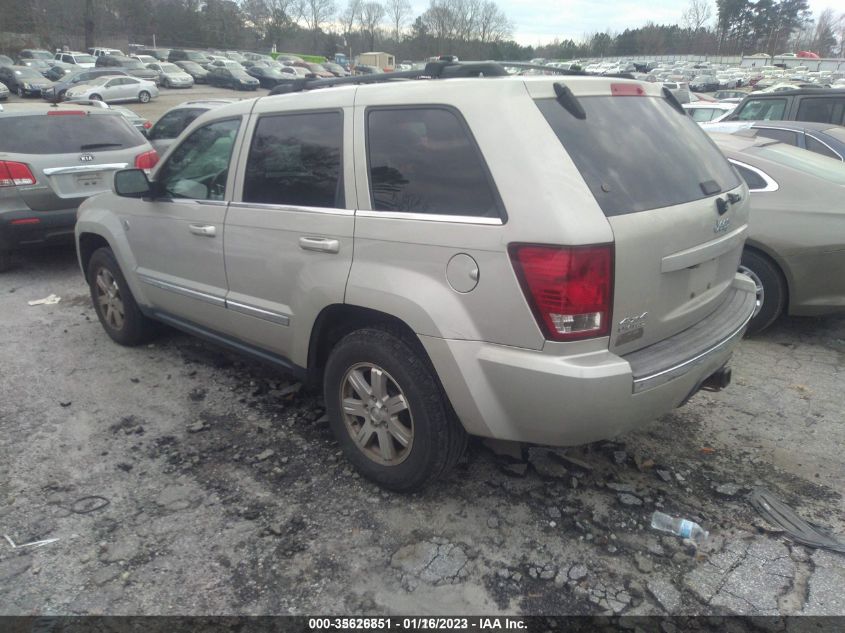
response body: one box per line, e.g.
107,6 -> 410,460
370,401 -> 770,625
0,113 -> 146,154
796,97 -> 845,125
535,96 -> 740,216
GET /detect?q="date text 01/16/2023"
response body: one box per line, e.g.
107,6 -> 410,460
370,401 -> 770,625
308,617 -> 527,630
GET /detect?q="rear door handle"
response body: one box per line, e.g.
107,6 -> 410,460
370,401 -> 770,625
189,224 -> 216,237
299,236 -> 340,253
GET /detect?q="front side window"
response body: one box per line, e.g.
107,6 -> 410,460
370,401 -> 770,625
156,118 -> 240,201
366,107 -> 502,218
150,108 -> 205,140
731,162 -> 769,191
242,111 -> 343,208
736,98 -> 786,121
754,128 -> 799,146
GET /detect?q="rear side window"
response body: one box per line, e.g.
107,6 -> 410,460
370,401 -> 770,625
242,111 -> 343,208
0,113 -> 145,154
535,96 -> 740,216
754,142 -> 845,184
797,98 -> 845,125
366,107 -> 503,218
754,127 -> 799,146
805,135 -> 841,161
736,98 -> 786,121
731,163 -> 768,191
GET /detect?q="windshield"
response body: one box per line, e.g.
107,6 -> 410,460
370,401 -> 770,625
161,63 -> 180,73
123,60 -> 144,69
30,51 -> 53,60
754,142 -> 845,184
187,52 -> 208,62
825,127 -> 845,143
180,62 -> 202,71
75,55 -> 96,63
535,95 -> 740,216
15,69 -> 44,79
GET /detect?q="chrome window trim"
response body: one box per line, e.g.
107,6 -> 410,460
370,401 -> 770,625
137,274 -> 225,307
42,163 -> 128,175
228,201 -> 354,216
226,300 -> 290,326
804,134 -> 843,161
356,209 -> 503,225
632,308 -> 754,394
728,159 -> 779,192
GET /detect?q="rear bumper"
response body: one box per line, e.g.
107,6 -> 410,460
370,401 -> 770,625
0,208 -> 77,251
421,274 -> 757,446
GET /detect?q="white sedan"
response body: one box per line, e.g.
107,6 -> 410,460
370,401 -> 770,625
64,75 -> 159,103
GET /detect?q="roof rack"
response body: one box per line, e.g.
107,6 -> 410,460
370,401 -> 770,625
268,60 -> 596,95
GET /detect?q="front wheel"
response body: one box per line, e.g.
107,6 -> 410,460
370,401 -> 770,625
138,90 -> 151,103
90,93 -> 102,101
17,86 -> 25,97
324,328 -> 466,491
87,247 -> 158,346
739,249 -> 786,335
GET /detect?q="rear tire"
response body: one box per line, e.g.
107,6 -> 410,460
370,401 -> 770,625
739,249 -> 786,335
90,93 -> 102,101
0,250 -> 12,272
87,247 -> 158,346
138,90 -> 151,103
324,327 -> 467,492
17,86 -> 25,97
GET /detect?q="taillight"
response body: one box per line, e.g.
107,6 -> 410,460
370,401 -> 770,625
0,161 -> 37,187
143,120 -> 152,129
135,149 -> 159,170
47,110 -> 87,115
509,244 -> 613,342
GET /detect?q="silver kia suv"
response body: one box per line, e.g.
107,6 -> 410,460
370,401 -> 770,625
75,68 -> 757,490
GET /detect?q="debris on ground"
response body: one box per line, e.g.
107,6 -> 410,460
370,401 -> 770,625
749,488 -> 845,553
27,294 -> 61,306
4,535 -> 60,550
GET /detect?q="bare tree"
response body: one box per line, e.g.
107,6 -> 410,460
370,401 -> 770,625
682,0 -> 712,31
477,0 -> 510,43
301,0 -> 336,49
384,0 -> 411,41
358,1 -> 385,51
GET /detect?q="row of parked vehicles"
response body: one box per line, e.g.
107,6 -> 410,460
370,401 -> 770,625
1,60 -> 842,490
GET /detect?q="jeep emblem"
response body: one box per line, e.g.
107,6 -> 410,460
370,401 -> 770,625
714,217 -> 731,234
716,197 -> 729,215
79,154 -> 94,162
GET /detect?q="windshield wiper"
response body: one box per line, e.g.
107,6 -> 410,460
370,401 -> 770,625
80,142 -> 123,150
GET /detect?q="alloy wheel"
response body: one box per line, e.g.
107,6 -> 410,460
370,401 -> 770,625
340,363 -> 414,466
95,268 -> 125,330
738,264 -> 764,316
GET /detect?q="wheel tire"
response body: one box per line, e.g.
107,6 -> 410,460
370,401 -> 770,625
58,89 -> 67,99
90,94 -> 102,101
17,86 -> 25,97
739,249 -> 786,335
87,247 -> 158,346
324,327 -> 467,492
138,90 -> 151,103
163,78 -> 170,89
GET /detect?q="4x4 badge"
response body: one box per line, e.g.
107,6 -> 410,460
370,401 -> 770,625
79,154 -> 94,162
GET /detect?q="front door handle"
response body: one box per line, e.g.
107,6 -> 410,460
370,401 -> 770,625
189,224 -> 216,237
299,236 -> 340,253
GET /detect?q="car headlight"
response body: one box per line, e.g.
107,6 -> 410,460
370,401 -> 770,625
23,82 -> 32,89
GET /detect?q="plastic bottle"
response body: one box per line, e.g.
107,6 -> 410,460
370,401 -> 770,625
650,511 -> 709,543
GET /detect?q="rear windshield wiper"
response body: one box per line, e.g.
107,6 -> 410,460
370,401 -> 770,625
553,82 -> 586,120
80,142 -> 123,150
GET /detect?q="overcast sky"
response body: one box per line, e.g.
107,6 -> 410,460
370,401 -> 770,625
408,0 -> 841,47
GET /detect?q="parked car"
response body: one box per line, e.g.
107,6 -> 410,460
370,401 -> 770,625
0,82 -> 8,100
43,64 -> 73,82
41,68 -> 129,101
65,75 -> 159,103
147,62 -> 194,88
131,54 -> 158,66
54,51 -> 97,68
17,49 -> 53,62
690,75 -> 720,92
710,132 -> 845,333
206,66 -> 259,90
0,102 -> 157,271
136,48 -> 170,62
352,64 -> 383,75
245,64 -> 294,88
145,99 -> 235,153
727,88 -> 845,125
95,55 -> 160,84
0,55 -> 14,67
89,48 -> 124,57
16,59 -> 53,77
75,72 -> 756,490
323,62 -> 350,77
0,66 -> 54,97
168,49 -> 212,64
173,60 -> 209,84
683,102 -> 736,122
714,90 -> 748,101
705,120 -> 845,162
293,61 -> 333,78
61,98 -> 152,135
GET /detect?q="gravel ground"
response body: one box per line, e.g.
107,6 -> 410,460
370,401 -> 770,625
1,245 -> 844,616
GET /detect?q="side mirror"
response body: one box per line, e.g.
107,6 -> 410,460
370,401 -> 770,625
114,168 -> 152,198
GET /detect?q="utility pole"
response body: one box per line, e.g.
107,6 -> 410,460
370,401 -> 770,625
84,0 -> 94,50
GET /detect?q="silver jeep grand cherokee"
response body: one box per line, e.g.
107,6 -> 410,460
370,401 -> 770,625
75,74 -> 757,490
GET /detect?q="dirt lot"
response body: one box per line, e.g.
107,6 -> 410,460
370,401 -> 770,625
1,243 -> 844,616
